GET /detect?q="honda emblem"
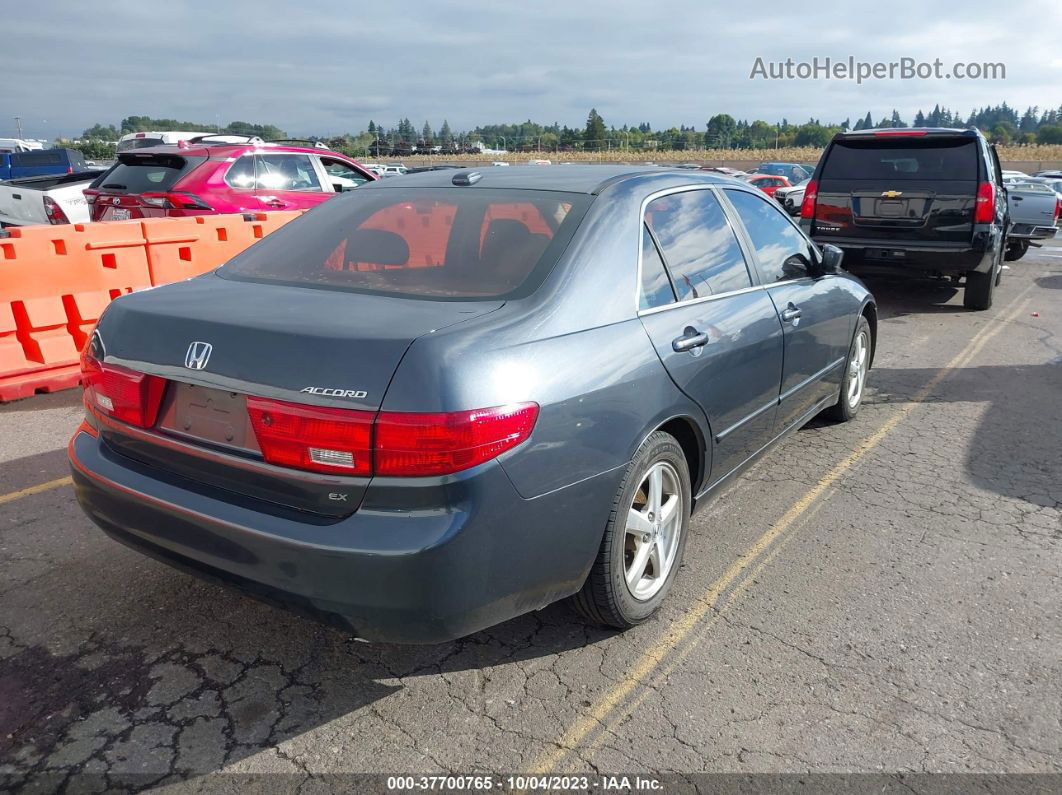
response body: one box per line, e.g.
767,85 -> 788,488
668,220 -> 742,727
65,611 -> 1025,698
184,341 -> 213,370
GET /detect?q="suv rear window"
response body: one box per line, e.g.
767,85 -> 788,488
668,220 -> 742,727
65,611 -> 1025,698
220,188 -> 591,300
93,154 -> 205,193
117,137 -> 165,152
821,139 -> 979,181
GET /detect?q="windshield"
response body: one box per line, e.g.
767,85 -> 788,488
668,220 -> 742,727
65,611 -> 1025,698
220,187 -> 592,300
117,137 -> 166,152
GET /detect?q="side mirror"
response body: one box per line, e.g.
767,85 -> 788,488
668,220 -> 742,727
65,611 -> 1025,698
819,244 -> 844,274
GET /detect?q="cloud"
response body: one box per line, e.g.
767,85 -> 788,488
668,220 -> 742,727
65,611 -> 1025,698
2,0 -> 1059,140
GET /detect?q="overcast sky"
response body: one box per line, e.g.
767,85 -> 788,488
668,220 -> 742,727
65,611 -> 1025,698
3,0 -> 1060,140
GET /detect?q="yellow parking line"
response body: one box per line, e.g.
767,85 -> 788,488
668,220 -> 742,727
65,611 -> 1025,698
0,476 -> 73,506
574,492 -> 835,766
531,286 -> 1034,774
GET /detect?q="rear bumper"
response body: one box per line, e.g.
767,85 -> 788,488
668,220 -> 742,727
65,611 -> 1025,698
69,429 -> 619,643
807,234 -> 997,274
1008,223 -> 1058,241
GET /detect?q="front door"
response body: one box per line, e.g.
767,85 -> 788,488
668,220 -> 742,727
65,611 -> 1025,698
722,188 -> 853,431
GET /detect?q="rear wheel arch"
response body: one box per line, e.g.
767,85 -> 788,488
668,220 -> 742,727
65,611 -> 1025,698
654,415 -> 708,497
860,300 -> 878,368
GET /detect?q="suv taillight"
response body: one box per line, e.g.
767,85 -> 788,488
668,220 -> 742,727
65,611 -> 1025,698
975,182 -> 995,223
140,192 -> 213,210
800,179 -> 818,220
245,398 -> 538,477
43,196 -> 70,224
80,348 -> 166,429
1055,197 -> 1061,225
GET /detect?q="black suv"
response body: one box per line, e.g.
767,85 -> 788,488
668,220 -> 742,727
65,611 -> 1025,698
799,128 -> 1008,309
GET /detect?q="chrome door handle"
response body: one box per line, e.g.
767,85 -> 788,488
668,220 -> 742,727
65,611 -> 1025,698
672,328 -> 709,352
780,304 -> 802,323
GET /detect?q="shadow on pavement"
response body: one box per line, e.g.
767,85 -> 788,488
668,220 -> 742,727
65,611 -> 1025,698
868,362 -> 1062,510
0,442 -> 610,787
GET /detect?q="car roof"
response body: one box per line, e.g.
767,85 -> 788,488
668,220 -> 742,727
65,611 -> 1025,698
116,143 -> 344,159
359,164 -> 733,194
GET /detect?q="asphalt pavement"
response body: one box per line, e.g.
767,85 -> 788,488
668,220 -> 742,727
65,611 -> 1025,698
1,242 -> 1060,792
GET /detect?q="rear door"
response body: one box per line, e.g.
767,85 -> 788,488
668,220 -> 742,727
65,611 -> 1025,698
636,188 -> 784,483
811,136 -> 981,244
724,188 -> 852,431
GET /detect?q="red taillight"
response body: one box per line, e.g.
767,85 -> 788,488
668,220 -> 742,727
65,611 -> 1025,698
80,349 -> 166,429
83,188 -> 99,205
43,196 -> 70,225
873,130 -> 927,137
1054,197 -> 1060,225
800,179 -> 818,220
975,182 -> 995,224
140,192 -> 213,210
245,399 -> 538,477
247,397 -> 373,476
374,403 -> 539,476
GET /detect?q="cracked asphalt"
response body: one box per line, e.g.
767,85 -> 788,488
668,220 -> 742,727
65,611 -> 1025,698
1,242 -> 1060,791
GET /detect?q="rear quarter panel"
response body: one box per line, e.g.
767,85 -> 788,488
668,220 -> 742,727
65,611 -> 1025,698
383,315 -> 704,499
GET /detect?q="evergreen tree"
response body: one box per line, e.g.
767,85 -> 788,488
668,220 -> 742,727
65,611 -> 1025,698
584,109 -> 607,151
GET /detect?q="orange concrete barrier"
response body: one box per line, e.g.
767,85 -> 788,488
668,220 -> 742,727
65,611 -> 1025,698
0,211 -> 304,401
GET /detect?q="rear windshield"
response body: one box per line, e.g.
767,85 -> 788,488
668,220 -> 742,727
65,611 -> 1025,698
11,149 -> 82,168
117,137 -> 165,152
220,188 -> 591,300
93,154 -> 205,193
821,139 -> 979,181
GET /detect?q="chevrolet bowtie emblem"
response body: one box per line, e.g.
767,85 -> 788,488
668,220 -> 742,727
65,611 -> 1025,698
881,190 -> 903,199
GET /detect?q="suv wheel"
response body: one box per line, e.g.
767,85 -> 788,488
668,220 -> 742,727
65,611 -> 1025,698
571,431 -> 691,629
1004,240 -> 1029,262
964,266 -> 996,310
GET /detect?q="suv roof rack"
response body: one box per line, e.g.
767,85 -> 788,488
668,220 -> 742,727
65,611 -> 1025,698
266,138 -> 330,149
184,133 -> 266,145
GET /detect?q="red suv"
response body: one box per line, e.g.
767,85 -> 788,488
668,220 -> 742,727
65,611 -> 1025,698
85,136 -> 377,221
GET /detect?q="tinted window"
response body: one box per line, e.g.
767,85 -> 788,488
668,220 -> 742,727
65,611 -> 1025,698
117,137 -> 165,152
645,190 -> 751,300
640,225 -> 676,309
255,154 -> 322,191
220,188 -> 590,300
95,154 -> 205,193
821,139 -> 979,181
225,155 -> 255,188
725,189 -> 815,282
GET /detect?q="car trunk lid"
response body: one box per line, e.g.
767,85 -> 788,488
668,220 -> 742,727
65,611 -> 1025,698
94,273 -> 503,516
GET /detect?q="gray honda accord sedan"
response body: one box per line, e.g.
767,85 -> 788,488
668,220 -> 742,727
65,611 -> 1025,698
70,165 -> 876,643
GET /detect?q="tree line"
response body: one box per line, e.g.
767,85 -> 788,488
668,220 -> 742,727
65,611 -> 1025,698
65,103 -> 1062,159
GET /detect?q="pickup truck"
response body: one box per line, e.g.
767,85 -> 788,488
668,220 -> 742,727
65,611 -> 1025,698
1004,179 -> 1060,261
0,171 -> 103,227
0,148 -> 87,181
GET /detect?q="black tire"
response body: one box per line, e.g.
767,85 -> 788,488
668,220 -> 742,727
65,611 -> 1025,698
964,267 -> 995,310
571,431 -> 691,630
823,315 -> 871,423
1004,240 -> 1028,262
